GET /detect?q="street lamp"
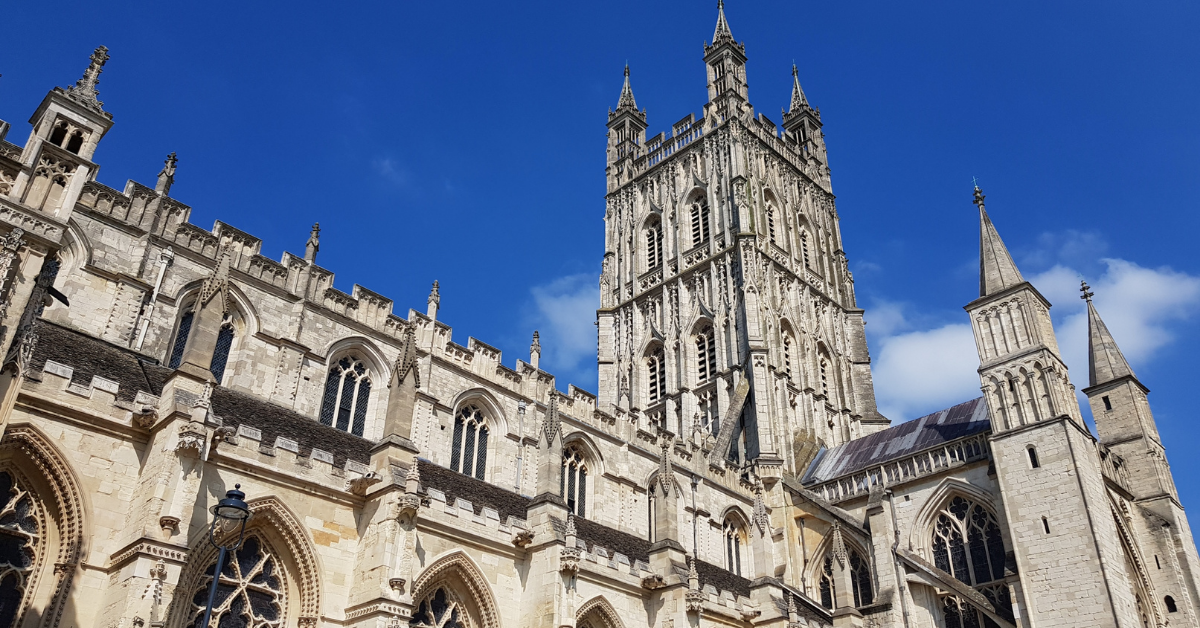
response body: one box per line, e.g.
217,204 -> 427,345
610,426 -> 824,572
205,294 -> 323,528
198,484 -> 252,628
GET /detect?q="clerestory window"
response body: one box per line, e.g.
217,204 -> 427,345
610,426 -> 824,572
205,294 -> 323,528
319,356 -> 372,437
450,404 -> 489,480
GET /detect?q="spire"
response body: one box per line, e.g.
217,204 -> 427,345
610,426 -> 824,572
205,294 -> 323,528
305,223 -> 320,263
156,152 -> 177,196
63,46 -> 111,117
616,65 -> 638,112
788,64 -> 809,112
713,0 -> 735,46
974,186 -> 1025,297
1082,281 -> 1136,387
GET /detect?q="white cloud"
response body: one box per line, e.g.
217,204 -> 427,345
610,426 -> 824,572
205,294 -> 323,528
526,273 -> 599,391
870,254 -> 1200,423
371,157 -> 410,187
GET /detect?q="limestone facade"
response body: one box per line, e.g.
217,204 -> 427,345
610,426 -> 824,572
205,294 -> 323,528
0,5 -> 1195,628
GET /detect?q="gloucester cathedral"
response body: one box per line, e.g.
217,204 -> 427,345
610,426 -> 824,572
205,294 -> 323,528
0,5 -> 1196,628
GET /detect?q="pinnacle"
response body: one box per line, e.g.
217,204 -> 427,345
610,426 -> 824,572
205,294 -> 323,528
789,64 -> 809,112
64,45 -> 111,116
974,186 -> 1025,297
713,0 -> 735,45
616,64 -> 638,112
1083,282 -> 1136,387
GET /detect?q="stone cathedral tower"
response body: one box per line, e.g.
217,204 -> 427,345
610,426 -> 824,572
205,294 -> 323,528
596,2 -> 887,483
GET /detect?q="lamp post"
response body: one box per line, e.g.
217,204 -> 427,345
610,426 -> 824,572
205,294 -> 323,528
198,484 -> 252,628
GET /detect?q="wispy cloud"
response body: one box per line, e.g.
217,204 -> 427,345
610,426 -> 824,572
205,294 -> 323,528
524,273 -> 599,392
868,234 -> 1200,423
371,157 -> 410,187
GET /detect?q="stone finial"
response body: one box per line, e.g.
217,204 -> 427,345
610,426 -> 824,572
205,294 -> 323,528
565,513 -> 577,539
393,323 -> 420,388
156,152 -> 177,196
973,184 -> 986,210
65,46 -> 111,115
530,330 -> 541,369
305,223 -> 320,263
752,480 -> 769,535
831,521 -> 848,568
1080,280 -> 1094,302
427,280 -> 440,320
657,435 -> 674,497
543,394 -> 561,446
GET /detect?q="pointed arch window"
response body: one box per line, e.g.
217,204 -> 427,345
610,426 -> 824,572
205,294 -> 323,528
188,535 -> 284,628
647,347 -> 666,404
931,496 -> 1006,586
696,325 -> 717,383
450,405 -> 489,480
817,545 -> 873,609
319,356 -> 372,437
940,586 -> 1012,628
723,516 -> 745,577
561,444 -> 588,518
646,219 -> 663,270
169,310 -> 236,384
409,587 -> 465,628
690,199 -> 710,247
0,471 -> 40,628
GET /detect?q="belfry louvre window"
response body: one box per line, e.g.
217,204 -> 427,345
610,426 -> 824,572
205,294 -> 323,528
561,445 -> 588,518
696,325 -> 717,383
690,199 -> 710,247
818,545 -> 873,610
646,221 -> 663,270
648,347 -> 667,403
782,332 -> 794,380
319,356 -> 372,437
767,206 -> 777,244
450,405 -> 489,480
0,471 -> 40,628
189,535 -> 283,628
800,231 -> 811,267
931,496 -> 1006,586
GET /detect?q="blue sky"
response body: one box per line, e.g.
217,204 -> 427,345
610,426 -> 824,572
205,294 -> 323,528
5,1 -> 1200,514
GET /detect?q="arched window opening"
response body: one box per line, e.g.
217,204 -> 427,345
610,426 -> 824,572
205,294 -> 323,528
1027,446 -> 1040,469
817,544 -> 873,609
646,220 -> 663,271
65,131 -> 84,155
188,535 -> 283,628
409,587 -> 465,628
696,326 -> 716,384
819,358 -> 829,397
782,331 -> 795,380
647,347 -> 666,404
723,517 -> 744,577
450,405 -> 489,481
690,199 -> 710,247
0,471 -> 40,628
319,356 -> 372,437
561,445 -> 588,518
766,206 -> 777,244
939,587 -> 1013,628
210,321 -> 235,383
49,122 -> 68,147
931,496 -> 1006,586
1165,596 -> 1178,613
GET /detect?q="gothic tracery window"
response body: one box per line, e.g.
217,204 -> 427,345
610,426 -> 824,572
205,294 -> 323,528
319,355 -> 372,437
647,347 -> 666,404
931,496 -> 1006,586
817,546 -> 873,610
561,444 -> 588,518
690,199 -> 710,247
0,471 -> 40,628
646,220 -> 663,271
410,587 -> 465,628
450,405 -> 489,480
189,535 -> 284,628
696,325 -> 716,383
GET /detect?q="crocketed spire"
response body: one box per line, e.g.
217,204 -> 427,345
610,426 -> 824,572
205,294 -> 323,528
788,63 -> 809,112
974,186 -> 1025,297
616,65 -> 638,112
1082,281 -> 1136,387
713,0 -> 735,46
63,46 -> 111,116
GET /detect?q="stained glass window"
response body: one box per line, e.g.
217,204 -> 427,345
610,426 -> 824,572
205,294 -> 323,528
190,535 -> 283,628
450,405 -> 488,481
0,471 -> 39,628
816,545 -> 873,609
409,587 -> 464,628
318,356 -> 371,437
931,496 -> 1005,586
210,323 -> 235,383
169,311 -> 194,369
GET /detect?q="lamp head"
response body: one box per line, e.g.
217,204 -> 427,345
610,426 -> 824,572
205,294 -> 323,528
212,484 -> 251,522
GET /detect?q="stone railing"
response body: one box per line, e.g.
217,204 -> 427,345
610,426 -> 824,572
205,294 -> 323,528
810,433 -> 991,503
